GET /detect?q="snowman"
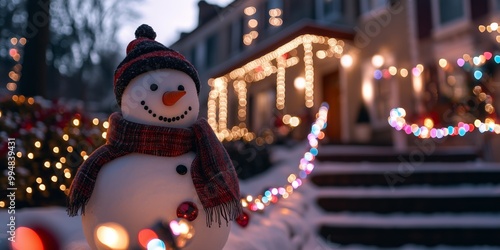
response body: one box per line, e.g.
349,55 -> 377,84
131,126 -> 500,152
68,24 -> 243,250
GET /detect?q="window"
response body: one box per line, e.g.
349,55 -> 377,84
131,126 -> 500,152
360,0 -> 387,14
189,46 -> 197,69
438,0 -> 464,24
322,0 -> 343,20
205,34 -> 217,68
266,0 -> 283,29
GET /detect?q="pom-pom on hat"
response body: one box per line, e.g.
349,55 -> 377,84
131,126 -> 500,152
114,24 -> 200,106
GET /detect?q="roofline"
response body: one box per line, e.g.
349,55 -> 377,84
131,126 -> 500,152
209,19 -> 355,78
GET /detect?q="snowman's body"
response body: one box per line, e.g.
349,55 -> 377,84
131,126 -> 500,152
81,69 -> 231,249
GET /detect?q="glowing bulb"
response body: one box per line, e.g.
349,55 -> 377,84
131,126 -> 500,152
11,227 -> 44,250
438,58 -> 447,68
491,22 -> 498,31
95,223 -> 129,250
294,77 -> 305,90
400,68 -> 408,77
147,239 -> 166,250
138,229 -> 158,248
371,54 -> 384,68
289,117 -> 300,127
340,54 -> 353,68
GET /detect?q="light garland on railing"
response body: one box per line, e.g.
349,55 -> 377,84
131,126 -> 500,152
388,107 -> 500,138
373,64 -> 422,80
478,21 -> 500,43
240,103 -> 328,213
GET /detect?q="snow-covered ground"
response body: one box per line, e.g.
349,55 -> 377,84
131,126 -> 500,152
2,143 -> 500,250
0,142 -> 329,250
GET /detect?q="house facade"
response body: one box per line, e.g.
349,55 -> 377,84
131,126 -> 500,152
170,0 -> 500,153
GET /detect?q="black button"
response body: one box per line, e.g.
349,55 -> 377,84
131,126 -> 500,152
176,165 -> 188,175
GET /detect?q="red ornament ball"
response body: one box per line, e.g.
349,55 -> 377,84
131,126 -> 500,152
176,201 -> 198,221
236,211 -> 250,228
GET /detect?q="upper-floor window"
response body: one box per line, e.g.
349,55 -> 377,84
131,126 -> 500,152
322,0 -> 343,20
360,0 -> 387,14
438,0 -> 464,25
205,34 -> 218,69
189,46 -> 197,69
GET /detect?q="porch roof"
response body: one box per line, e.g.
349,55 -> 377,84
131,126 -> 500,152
209,20 -> 355,78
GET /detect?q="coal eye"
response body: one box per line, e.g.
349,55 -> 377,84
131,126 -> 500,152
178,85 -> 185,91
150,83 -> 158,91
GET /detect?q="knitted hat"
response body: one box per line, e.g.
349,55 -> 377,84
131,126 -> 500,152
114,24 -> 200,106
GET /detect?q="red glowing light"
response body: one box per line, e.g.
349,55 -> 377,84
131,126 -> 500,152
138,228 -> 158,248
12,227 -> 44,250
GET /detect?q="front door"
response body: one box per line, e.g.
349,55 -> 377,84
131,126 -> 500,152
322,71 -> 341,143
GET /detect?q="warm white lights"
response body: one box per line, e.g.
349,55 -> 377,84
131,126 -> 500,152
340,54 -> 353,68
371,54 -> 384,68
209,34 -> 347,142
294,77 -> 306,90
276,55 -> 286,110
303,36 -> 314,108
95,223 -> 129,250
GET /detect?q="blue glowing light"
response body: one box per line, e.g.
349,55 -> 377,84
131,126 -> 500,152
310,148 -> 318,156
264,190 -> 272,197
458,127 -> 466,136
147,239 -> 166,250
495,55 -> 500,63
474,70 -> 483,80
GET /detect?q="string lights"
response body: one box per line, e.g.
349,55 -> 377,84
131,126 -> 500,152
379,22 -> 500,137
240,103 -> 328,212
208,34 -> 346,142
388,107 -> 500,138
0,95 -> 107,207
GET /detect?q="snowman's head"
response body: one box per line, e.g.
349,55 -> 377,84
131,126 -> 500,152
121,68 -> 200,128
113,24 -> 201,128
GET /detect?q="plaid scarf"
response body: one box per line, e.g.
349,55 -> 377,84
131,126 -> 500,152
67,112 -> 242,227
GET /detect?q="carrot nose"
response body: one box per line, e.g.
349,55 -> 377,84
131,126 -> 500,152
162,91 -> 186,106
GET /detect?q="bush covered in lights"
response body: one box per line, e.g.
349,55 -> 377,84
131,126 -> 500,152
0,95 -> 107,208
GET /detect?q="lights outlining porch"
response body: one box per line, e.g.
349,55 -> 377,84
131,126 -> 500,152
208,34 -> 349,142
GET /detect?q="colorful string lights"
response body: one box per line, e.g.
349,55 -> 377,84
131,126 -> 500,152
388,107 -> 500,138
240,103 -> 328,212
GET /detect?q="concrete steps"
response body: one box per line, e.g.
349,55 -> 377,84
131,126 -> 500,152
308,146 -> 500,248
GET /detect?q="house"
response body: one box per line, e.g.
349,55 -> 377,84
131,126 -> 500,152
170,0 -> 500,154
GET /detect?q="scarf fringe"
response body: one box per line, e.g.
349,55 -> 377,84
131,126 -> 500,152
205,199 -> 243,227
67,193 -> 89,217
